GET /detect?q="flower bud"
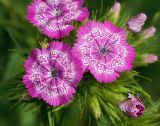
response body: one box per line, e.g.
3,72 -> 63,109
119,94 -> 145,117
141,27 -> 156,39
89,86 -> 100,95
127,13 -> 147,32
143,54 -> 158,64
110,2 -> 121,14
87,95 -> 101,119
110,2 -> 121,21
100,89 -> 125,105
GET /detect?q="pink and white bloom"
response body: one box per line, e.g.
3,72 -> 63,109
119,94 -> 145,117
72,21 -> 135,83
141,27 -> 157,39
23,41 -> 83,106
127,13 -> 147,32
143,54 -> 158,63
26,0 -> 89,39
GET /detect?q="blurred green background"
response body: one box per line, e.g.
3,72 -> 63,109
0,0 -> 160,126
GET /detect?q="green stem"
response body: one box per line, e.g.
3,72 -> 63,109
48,111 -> 55,126
52,112 -> 55,126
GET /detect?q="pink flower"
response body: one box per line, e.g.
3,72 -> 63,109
72,21 -> 135,83
26,0 -> 89,39
141,27 -> 157,39
127,13 -> 147,32
143,54 -> 158,63
119,94 -> 145,117
23,41 -> 83,106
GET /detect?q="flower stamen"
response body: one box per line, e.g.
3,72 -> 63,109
51,69 -> 58,77
52,8 -> 61,17
100,48 -> 111,55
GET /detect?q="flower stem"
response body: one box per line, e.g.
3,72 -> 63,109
48,111 -> 55,126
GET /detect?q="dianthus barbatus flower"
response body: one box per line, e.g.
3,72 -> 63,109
127,13 -> 147,32
110,2 -> 121,13
110,2 -> 121,21
143,54 -> 158,63
141,27 -> 157,39
23,41 -> 83,106
72,21 -> 135,83
26,0 -> 89,39
119,94 -> 145,117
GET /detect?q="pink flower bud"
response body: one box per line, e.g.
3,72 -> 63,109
127,13 -> 147,32
141,27 -> 157,39
110,2 -> 121,14
143,54 -> 158,63
119,94 -> 145,117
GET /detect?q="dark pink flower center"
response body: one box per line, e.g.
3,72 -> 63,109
100,47 -> 112,55
51,69 -> 58,77
97,40 -> 116,56
90,39 -> 118,64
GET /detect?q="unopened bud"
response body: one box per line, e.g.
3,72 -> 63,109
110,2 -> 121,21
89,86 -> 100,95
143,54 -> 158,64
100,89 -> 125,105
119,94 -> 145,117
87,95 -> 101,119
110,2 -> 121,14
141,27 -> 156,39
127,13 -> 147,32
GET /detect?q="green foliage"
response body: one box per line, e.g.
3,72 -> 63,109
74,71 -> 158,126
0,0 -> 160,126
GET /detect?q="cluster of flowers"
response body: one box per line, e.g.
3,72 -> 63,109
23,0 -> 157,117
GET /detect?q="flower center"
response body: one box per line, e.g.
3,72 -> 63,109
100,48 -> 107,54
51,69 -> 58,77
52,8 -> 61,17
100,47 -> 111,55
